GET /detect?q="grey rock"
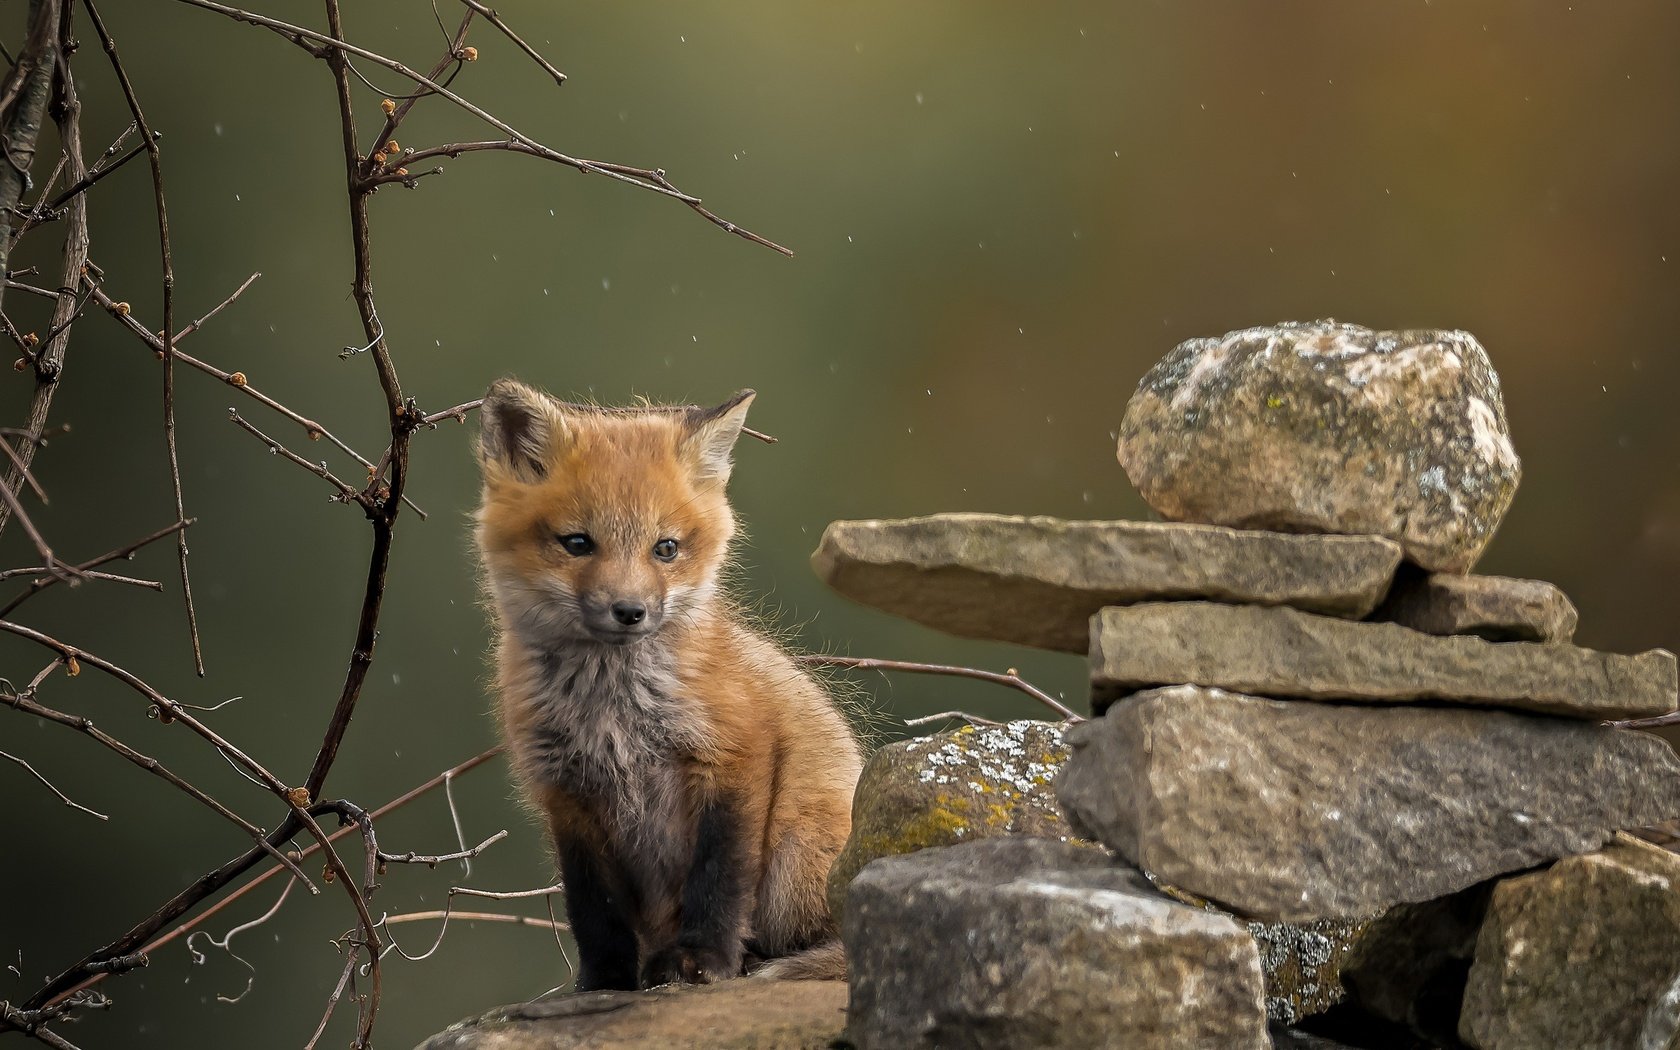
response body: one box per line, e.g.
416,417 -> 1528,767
1055,686 -> 1680,922
826,721 -> 1077,927
1340,883 -> 1495,1044
844,837 -> 1269,1050
827,722 -> 1355,1026
812,513 -> 1402,652
1370,568 -> 1578,643
1117,320 -> 1520,572
1089,602 -> 1676,721
416,978 -> 847,1049
1460,834 -> 1680,1050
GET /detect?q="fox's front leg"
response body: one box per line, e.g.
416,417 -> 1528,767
640,793 -> 750,987
555,837 -> 640,992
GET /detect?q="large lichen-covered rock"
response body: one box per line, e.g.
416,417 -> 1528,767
1057,685 -> 1680,922
1459,835 -> 1680,1050
812,513 -> 1402,652
1118,320 -> 1521,572
416,979 -> 847,1049
844,837 -> 1270,1050
826,721 -> 1073,926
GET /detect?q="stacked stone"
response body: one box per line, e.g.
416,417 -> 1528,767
818,321 -> 1680,1049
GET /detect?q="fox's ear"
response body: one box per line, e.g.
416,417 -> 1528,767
478,378 -> 565,481
683,389 -> 755,485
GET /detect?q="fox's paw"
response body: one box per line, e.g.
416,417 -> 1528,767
639,943 -> 742,988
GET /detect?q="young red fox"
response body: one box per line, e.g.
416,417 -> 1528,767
473,379 -> 863,990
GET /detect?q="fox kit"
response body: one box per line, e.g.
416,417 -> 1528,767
473,379 -> 862,990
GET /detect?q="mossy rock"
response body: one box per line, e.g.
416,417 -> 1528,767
826,720 -> 1075,925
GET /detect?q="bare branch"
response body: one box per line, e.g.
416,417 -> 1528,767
83,0 -> 205,676
176,270 -> 260,341
0,747 -> 108,819
799,653 -> 1084,722
0,686 -> 317,892
228,409 -> 366,506
174,0 -> 792,254
0,517 -> 191,617
378,829 -> 507,869
454,0 -> 566,85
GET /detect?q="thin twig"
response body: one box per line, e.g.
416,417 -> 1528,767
174,0 -> 792,254
43,746 -> 505,1010
0,686 -> 318,891
455,0 -> 566,84
228,410 -> 365,505
381,909 -> 568,932
0,748 -> 108,819
902,710 -> 1002,729
799,653 -> 1084,722
84,0 -> 205,676
0,517 -> 191,618
378,829 -> 507,869
176,270 -> 260,341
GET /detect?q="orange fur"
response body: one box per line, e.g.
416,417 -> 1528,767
473,379 -> 860,987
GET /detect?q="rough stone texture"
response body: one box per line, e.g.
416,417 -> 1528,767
1340,883 -> 1495,1045
1090,602 -> 1677,721
826,721 -> 1074,927
827,722 -> 1352,1025
1370,567 -> 1578,643
416,979 -> 847,1050
1157,879 -> 1370,1026
812,513 -> 1402,651
844,837 -> 1270,1050
1056,686 -> 1680,922
1460,834 -> 1680,1050
1117,320 -> 1521,572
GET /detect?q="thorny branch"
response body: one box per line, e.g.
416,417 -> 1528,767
4,1 -> 791,1045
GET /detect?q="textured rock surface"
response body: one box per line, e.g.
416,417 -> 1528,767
1089,602 -> 1676,721
812,514 -> 1402,651
826,721 -> 1074,925
1370,568 -> 1578,643
844,837 -> 1269,1049
416,979 -> 847,1049
1117,320 -> 1520,572
1460,835 -> 1680,1050
1056,686 -> 1680,921
1340,883 -> 1495,1044
1157,879 -> 1370,1026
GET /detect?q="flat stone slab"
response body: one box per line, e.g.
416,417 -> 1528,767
1459,834 -> 1680,1050
812,514 -> 1402,652
845,837 -> 1269,1049
417,979 -> 847,1049
1055,686 -> 1680,922
1370,569 -> 1577,643
1090,602 -> 1676,721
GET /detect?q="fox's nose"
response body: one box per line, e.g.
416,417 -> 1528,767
610,600 -> 647,627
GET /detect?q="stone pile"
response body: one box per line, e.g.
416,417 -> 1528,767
821,321 -> 1680,1049
418,322 -> 1680,1050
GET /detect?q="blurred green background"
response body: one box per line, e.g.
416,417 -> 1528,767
2,1 -> 1677,1046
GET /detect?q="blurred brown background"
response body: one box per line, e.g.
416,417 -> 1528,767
1,2 -> 1676,1047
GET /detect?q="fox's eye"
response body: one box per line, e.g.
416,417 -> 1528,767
556,533 -> 595,557
652,538 -> 679,562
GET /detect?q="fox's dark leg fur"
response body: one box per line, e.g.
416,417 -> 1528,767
555,837 -> 640,992
639,793 -> 752,987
